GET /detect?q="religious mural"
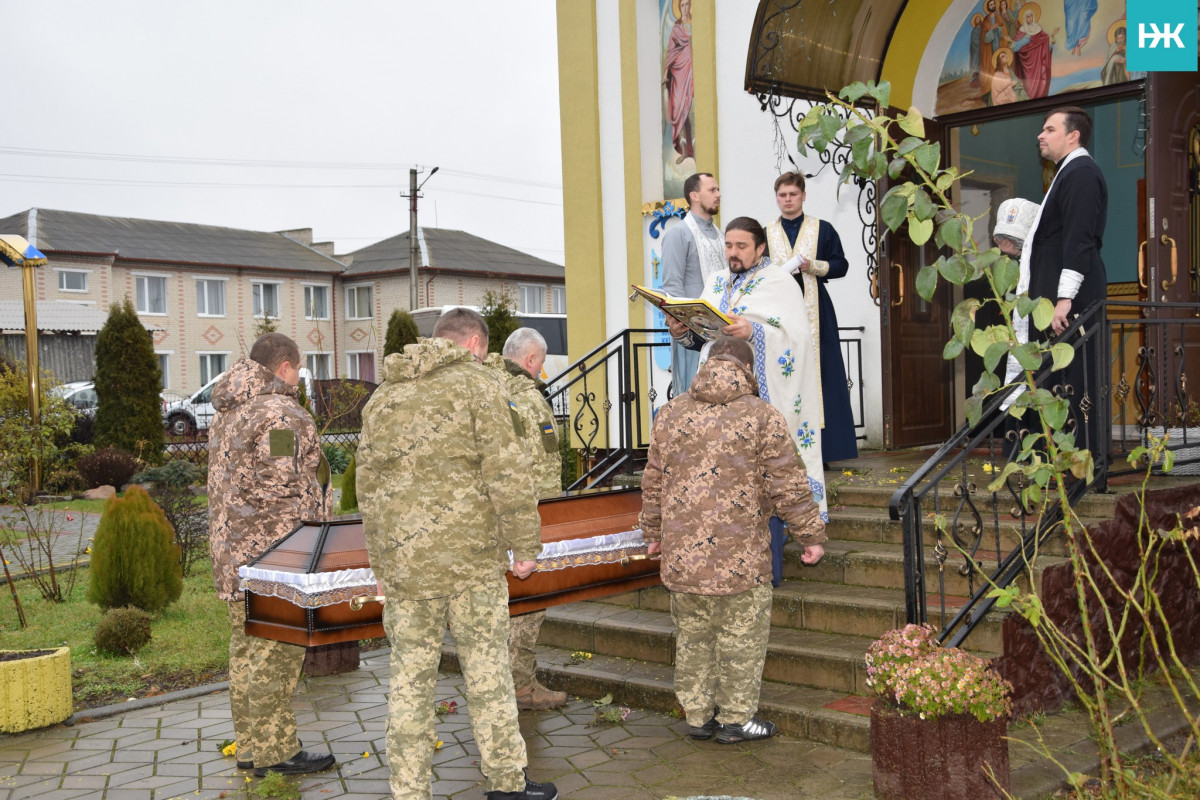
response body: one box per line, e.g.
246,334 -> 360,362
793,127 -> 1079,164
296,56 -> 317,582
661,0 -> 695,199
935,0 -> 1143,116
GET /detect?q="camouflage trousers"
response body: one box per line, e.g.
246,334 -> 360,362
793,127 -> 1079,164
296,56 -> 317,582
382,576 -> 526,800
226,601 -> 304,767
669,585 -> 773,728
508,609 -> 546,689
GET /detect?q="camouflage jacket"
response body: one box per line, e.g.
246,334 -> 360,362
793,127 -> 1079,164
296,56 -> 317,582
639,356 -> 826,596
357,338 -> 542,600
487,354 -> 561,498
207,358 -> 330,601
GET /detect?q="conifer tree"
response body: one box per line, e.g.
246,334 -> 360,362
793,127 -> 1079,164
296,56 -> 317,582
94,299 -> 165,462
87,484 -> 182,613
384,309 -> 420,357
481,290 -> 520,354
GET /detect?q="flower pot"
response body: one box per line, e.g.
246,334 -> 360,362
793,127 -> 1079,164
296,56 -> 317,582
0,647 -> 72,733
870,699 -> 1010,800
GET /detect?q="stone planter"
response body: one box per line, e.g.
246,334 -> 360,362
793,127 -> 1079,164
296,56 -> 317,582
0,647 -> 72,733
871,699 -> 1010,800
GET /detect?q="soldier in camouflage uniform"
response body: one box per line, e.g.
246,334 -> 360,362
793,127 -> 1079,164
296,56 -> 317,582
488,328 -> 566,711
357,309 -> 558,800
640,337 -> 827,744
207,333 -> 336,777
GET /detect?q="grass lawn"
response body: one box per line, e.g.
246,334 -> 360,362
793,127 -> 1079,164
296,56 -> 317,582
36,498 -> 110,515
0,558 -> 229,711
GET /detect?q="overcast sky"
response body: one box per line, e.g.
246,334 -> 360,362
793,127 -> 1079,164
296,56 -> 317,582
1,1 -> 565,263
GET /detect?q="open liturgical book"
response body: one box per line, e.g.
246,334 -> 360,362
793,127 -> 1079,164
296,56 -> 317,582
631,285 -> 733,342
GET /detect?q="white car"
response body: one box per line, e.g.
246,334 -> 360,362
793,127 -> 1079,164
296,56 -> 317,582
50,381 -> 99,416
163,368 -> 313,436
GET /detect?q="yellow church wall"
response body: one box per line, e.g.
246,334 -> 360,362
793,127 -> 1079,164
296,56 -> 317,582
880,0 -> 954,111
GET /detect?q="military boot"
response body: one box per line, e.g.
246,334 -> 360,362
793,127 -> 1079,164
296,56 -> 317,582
514,680 -> 567,710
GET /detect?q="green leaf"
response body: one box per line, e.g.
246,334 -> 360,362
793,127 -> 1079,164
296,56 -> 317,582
851,136 -> 872,171
916,263 -> 938,301
964,395 -> 983,427
1050,342 -> 1074,371
986,460 -> 1024,493
897,136 -> 924,156
938,254 -> 972,284
983,341 -> 1009,373
844,122 -> 873,144
912,189 -> 935,222
992,256 -> 1019,295
880,192 -> 909,232
974,249 -> 1000,269
935,171 -> 955,193
1014,342 -> 1042,371
970,328 -> 992,357
839,82 -> 869,103
898,107 -> 924,137
1032,298 -> 1055,331
593,693 -> 613,707
909,217 -> 934,246
1042,398 -> 1069,430
865,79 -> 891,108
888,157 -> 908,179
869,152 -> 889,179
913,142 -> 941,175
819,113 -> 841,144
943,339 -> 965,359
987,585 -> 1020,608
972,369 -> 1002,394
936,216 -> 963,251
1015,294 -> 1037,318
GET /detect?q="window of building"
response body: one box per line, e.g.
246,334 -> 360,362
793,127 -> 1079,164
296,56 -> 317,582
56,269 -> 88,293
156,352 -> 171,390
345,284 -> 373,320
304,285 -> 330,320
136,275 -> 168,315
306,353 -> 332,380
252,282 -> 280,319
346,351 -> 376,383
198,353 -> 228,387
519,284 -> 545,314
196,279 -> 226,317
551,285 -> 566,314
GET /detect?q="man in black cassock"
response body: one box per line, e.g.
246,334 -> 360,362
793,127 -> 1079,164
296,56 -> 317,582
1019,105 -> 1108,454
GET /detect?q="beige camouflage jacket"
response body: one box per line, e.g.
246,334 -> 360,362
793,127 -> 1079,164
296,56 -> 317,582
487,354 -> 561,499
357,338 -> 542,600
207,358 -> 330,601
639,356 -> 826,596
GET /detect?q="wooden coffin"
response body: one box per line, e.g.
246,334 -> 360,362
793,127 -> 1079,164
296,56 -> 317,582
241,487 -> 657,646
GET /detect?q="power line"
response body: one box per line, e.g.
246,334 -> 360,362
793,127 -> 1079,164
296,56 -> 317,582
0,146 -> 561,189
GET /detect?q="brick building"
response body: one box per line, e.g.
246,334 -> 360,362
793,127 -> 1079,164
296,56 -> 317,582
0,208 -> 564,393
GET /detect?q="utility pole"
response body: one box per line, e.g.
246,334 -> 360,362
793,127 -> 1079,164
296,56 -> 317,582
404,166 -> 438,311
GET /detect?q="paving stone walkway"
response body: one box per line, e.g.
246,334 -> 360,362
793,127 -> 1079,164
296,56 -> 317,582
0,650 -> 876,800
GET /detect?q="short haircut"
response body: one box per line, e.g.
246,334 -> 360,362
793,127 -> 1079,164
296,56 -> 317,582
502,327 -> 547,360
683,172 -> 712,204
249,332 -> 300,373
707,336 -> 754,370
432,307 -> 489,347
774,172 -> 805,193
725,216 -> 767,249
1047,105 -> 1093,148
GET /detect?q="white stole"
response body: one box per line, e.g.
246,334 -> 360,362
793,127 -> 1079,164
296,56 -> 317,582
767,216 -> 824,422
684,213 -> 726,283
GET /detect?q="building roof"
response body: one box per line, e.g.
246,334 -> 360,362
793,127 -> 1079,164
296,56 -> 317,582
0,301 -> 163,333
342,227 -> 564,280
0,208 -> 347,274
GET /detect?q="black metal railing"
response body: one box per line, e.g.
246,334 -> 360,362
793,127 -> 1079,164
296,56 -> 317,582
889,300 -> 1109,648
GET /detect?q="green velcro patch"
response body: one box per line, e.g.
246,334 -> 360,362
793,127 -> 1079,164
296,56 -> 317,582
269,428 -> 297,457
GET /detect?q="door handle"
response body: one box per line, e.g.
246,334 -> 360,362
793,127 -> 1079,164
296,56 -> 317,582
1160,234 -> 1178,291
891,262 -> 904,307
1138,240 -> 1148,289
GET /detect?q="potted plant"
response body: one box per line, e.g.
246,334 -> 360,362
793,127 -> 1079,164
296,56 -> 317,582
0,646 -> 72,733
865,624 -> 1013,800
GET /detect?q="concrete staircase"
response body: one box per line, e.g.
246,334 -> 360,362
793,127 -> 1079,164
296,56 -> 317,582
440,475 -> 1124,753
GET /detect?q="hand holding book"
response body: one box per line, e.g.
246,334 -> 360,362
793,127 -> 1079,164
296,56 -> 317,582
630,285 -> 733,342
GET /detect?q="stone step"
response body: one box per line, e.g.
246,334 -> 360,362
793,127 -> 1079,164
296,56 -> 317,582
586,578 -> 1005,652
833,478 -> 1123,519
823,504 -> 1075,558
438,644 -> 873,752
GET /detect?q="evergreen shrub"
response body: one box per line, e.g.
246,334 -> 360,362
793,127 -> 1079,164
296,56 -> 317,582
384,309 -> 420,357
132,461 -> 209,578
76,446 -> 140,489
339,454 -> 358,513
322,443 -> 352,475
93,606 -> 152,655
87,484 -> 183,613
93,299 -> 165,462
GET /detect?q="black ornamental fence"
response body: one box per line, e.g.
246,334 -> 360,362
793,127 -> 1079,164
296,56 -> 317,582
890,300 -> 1200,648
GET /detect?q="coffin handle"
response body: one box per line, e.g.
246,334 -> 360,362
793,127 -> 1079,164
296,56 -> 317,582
619,553 -> 661,566
349,594 -> 386,611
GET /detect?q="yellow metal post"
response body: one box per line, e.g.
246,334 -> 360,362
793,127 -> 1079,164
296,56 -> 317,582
21,262 -> 40,494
